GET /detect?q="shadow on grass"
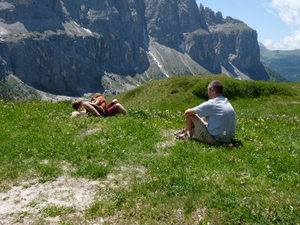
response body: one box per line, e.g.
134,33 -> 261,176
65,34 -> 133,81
224,138 -> 243,149
191,138 -> 243,149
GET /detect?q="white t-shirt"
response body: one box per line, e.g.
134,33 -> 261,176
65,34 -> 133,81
193,96 -> 236,142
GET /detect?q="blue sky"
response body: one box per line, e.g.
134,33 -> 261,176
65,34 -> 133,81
196,0 -> 300,50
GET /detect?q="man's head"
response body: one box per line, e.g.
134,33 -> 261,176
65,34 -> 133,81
71,99 -> 83,110
208,80 -> 223,99
91,92 -> 102,102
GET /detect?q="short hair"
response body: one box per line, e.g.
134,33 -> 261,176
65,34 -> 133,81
71,99 -> 83,110
208,80 -> 223,94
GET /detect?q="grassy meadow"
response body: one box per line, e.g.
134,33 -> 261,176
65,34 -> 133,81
0,75 -> 299,224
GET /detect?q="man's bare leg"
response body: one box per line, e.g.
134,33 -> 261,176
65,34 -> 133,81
116,103 -> 128,115
183,114 -> 199,136
82,102 -> 101,116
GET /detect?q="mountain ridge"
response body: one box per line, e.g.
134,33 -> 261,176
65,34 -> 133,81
259,43 -> 300,82
0,0 -> 270,97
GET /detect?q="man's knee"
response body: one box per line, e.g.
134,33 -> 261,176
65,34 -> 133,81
187,114 -> 201,125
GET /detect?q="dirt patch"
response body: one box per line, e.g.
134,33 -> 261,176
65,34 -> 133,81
0,165 -> 148,224
0,176 -> 99,224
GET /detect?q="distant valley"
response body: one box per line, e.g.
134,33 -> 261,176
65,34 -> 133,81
259,43 -> 300,82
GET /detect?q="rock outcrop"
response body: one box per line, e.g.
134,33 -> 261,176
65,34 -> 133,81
0,0 -> 269,96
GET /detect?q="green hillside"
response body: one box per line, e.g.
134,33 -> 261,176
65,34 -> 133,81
260,43 -> 300,81
1,75 -> 299,224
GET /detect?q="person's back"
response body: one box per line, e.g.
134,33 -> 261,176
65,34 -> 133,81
91,93 -> 107,110
203,96 -> 236,142
95,95 -> 107,110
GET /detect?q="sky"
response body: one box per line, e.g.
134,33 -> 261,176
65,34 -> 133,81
196,0 -> 300,50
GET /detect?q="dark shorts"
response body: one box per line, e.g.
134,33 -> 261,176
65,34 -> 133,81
86,104 -> 105,116
105,102 -> 118,117
92,104 -> 104,116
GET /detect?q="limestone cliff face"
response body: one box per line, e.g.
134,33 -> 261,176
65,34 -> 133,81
0,0 -> 269,96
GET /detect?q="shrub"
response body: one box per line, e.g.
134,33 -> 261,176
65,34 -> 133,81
192,76 -> 295,99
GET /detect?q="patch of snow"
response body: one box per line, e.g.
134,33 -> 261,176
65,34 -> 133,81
83,27 -> 92,34
73,21 -> 92,34
148,51 -> 169,77
149,51 -> 162,69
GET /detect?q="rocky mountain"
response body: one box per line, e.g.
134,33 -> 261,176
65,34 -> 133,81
259,43 -> 300,82
0,0 -> 269,97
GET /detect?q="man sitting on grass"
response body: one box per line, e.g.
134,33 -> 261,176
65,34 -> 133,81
174,80 -> 236,145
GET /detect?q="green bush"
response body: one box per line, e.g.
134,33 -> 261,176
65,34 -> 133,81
192,76 -> 295,99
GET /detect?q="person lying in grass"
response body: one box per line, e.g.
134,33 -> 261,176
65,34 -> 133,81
71,99 -> 105,117
90,93 -> 128,117
174,80 -> 236,145
71,94 -> 128,118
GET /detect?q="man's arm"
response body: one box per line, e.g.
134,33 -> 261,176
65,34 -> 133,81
184,108 -> 196,117
82,102 -> 101,117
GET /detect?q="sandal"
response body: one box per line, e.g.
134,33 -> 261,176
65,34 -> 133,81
174,128 -> 186,136
175,131 -> 191,140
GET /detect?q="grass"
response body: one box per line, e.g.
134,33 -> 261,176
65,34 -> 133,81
0,75 -> 300,224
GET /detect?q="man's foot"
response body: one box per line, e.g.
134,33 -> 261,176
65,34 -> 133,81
174,128 -> 186,136
175,131 -> 191,140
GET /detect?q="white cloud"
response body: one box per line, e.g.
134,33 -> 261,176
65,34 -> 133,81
263,0 -> 300,50
268,0 -> 300,25
264,29 -> 300,50
282,29 -> 300,48
264,39 -> 274,49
